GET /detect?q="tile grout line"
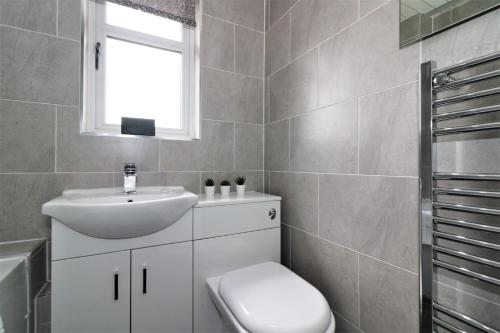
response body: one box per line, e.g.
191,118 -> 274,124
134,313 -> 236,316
233,122 -> 236,170
333,310 -> 362,332
357,253 -> 361,327
288,118 -> 291,171
56,0 -> 59,37
54,105 -> 58,172
316,174 -> 320,236
233,24 -> 236,73
269,170 -> 418,179
284,224 -> 419,276
202,13 -> 265,34
267,0 -> 394,79
267,0 -> 300,35
0,23 -> 79,43
357,97 -> 360,174
265,80 -> 419,126
201,65 -> 263,80
0,98 -> 78,108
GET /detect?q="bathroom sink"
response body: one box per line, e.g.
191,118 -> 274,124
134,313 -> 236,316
42,186 -> 198,239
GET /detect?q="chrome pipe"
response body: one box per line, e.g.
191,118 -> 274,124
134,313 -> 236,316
434,245 -> 500,268
433,52 -> 500,77
433,173 -> 500,181
433,260 -> 500,286
433,230 -> 500,251
433,121 -> 500,135
433,87 -> 500,107
433,69 -> 500,92
433,303 -> 500,333
433,104 -> 500,121
433,317 -> 467,333
434,216 -> 500,233
433,202 -> 500,216
433,187 -> 500,198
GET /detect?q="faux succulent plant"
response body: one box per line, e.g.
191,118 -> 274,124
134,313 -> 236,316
204,178 -> 215,186
234,176 -> 246,185
220,179 -> 231,186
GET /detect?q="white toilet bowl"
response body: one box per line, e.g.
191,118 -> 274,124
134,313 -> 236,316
207,262 -> 335,333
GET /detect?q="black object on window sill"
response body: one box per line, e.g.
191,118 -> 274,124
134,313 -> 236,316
121,117 -> 155,136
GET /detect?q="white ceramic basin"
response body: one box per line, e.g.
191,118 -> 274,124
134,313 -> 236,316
42,186 -> 198,239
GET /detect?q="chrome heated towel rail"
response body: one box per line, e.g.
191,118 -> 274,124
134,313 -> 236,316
420,52 -> 500,333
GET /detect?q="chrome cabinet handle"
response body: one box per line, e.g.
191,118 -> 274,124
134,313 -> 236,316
114,272 -> 119,301
142,267 -> 147,294
95,42 -> 101,70
269,208 -> 276,220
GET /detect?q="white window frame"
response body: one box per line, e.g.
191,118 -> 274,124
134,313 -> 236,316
81,0 -> 199,140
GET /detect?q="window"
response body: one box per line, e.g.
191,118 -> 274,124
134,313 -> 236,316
82,0 -> 199,140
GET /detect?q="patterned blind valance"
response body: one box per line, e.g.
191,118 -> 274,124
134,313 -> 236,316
107,0 -> 196,27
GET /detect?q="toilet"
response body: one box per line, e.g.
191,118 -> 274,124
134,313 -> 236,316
207,262 -> 336,333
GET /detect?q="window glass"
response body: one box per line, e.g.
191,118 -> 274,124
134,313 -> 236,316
104,37 -> 183,129
106,2 -> 182,41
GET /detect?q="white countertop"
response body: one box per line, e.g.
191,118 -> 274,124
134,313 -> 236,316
195,191 -> 281,208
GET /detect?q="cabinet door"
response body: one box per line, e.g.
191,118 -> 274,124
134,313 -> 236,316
131,242 -> 192,333
51,251 -> 130,333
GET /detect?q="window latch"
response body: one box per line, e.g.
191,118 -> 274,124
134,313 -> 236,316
95,42 -> 101,70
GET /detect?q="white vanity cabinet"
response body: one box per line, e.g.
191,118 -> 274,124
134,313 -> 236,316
52,242 -> 192,333
131,242 -> 192,333
51,209 -> 194,333
51,251 -> 131,333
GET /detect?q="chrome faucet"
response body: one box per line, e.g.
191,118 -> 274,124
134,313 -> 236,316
123,163 -> 137,194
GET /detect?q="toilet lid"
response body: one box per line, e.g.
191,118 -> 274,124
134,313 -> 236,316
218,262 -> 331,333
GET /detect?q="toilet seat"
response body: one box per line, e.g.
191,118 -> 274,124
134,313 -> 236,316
207,262 -> 335,333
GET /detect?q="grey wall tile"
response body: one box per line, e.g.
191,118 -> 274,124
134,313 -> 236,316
265,12 -> 290,75
164,172 -> 202,194
201,15 -> 235,72
0,26 -> 80,105
113,172 -> 165,187
291,230 -> 359,325
113,172 -> 201,194
235,26 -> 264,77
235,123 -> 264,170
318,0 -> 419,106
161,120 -> 234,171
203,0 -> 265,31
290,100 -> 358,173
0,0 -> 56,35
265,0 -> 270,31
264,77 -> 270,123
318,174 -> 419,272
359,82 -> 418,176
290,0 -> 357,60
264,170 -> 270,193
58,0 -> 80,40
57,106 -> 160,172
269,48 -> 318,121
0,100 -> 55,172
359,255 -> 419,333
422,8 -> 500,69
270,172 -> 318,234
265,119 -> 289,171
281,224 -> 291,268
200,171 -> 263,192
0,173 -> 113,242
202,68 -> 263,123
359,0 -> 386,16
0,174 -> 52,242
334,312 -> 363,333
269,0 -> 297,26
